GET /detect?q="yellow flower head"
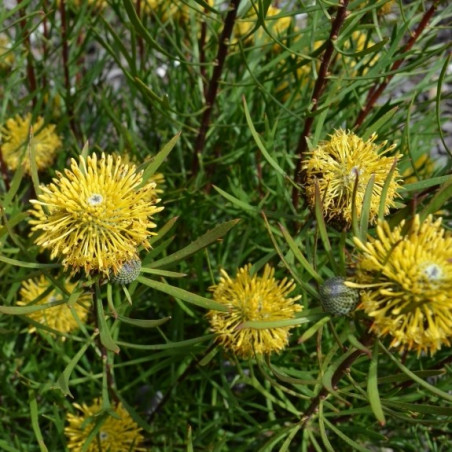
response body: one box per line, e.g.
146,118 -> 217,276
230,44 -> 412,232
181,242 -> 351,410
207,264 -> 302,358
29,153 -> 163,276
18,275 -> 89,336
303,129 -> 401,227
0,33 -> 15,70
0,113 -> 61,174
65,398 -> 145,452
349,215 -> 452,355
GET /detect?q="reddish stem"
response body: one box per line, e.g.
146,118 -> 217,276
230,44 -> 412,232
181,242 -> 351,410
292,0 -> 350,209
191,0 -> 241,175
18,0 -> 38,107
354,0 -> 440,128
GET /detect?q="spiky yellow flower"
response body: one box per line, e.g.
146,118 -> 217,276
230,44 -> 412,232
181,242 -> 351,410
29,153 -> 163,276
207,264 -> 302,358
0,34 -> 15,70
348,215 -> 452,355
0,113 -> 61,173
18,275 -> 89,336
303,129 -> 401,227
65,398 -> 145,452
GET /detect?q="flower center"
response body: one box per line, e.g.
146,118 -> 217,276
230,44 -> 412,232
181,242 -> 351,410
87,193 -> 103,206
99,430 -> 108,441
422,263 -> 443,282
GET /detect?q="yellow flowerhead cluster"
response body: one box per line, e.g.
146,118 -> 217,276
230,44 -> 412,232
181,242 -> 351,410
29,153 -> 163,276
0,33 -> 15,71
65,399 -> 145,452
303,129 -> 400,227
207,264 -> 302,358
0,113 -> 61,173
143,0 -> 214,23
18,275 -> 89,336
349,215 -> 452,355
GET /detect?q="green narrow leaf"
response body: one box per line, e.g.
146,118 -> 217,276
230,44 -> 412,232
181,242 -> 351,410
134,77 -> 167,106
149,216 -> 179,245
318,403 -> 335,452
117,315 -> 171,328
0,299 -> 66,315
359,174 -> 375,242
243,96 -> 286,177
262,213 -> 318,298
96,292 -> 120,353
383,400 -> 452,416
279,224 -> 323,284
27,127 -> 40,197
367,342 -> 386,425
239,317 -> 310,329
212,185 -> 258,214
420,179 -> 452,221
278,425 -> 302,451
380,343 -> 452,403
298,316 -> 330,344
117,334 -> 213,350
0,441 -> 20,452
122,0 -> 170,56
323,417 -> 371,452
314,182 -> 339,273
0,255 -> 59,269
322,348 -> 357,393
55,338 -> 93,397
361,106 -> 398,140
148,219 -> 239,268
186,425 -> 193,452
137,276 -> 227,311
400,175 -> 452,193
140,132 -> 181,185
435,53 -> 452,159
140,268 -> 186,278
378,157 -> 399,221
29,392 -> 48,452
2,164 -> 24,209
347,334 -> 371,354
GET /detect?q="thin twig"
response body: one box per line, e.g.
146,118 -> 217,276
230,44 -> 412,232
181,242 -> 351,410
300,332 -> 374,425
93,282 -> 120,404
292,0 -> 350,209
136,0 -> 145,68
59,0 -> 81,141
191,0 -> 241,175
354,0 -> 440,129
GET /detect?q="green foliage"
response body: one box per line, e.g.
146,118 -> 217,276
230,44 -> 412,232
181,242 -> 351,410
1,0 -> 452,450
